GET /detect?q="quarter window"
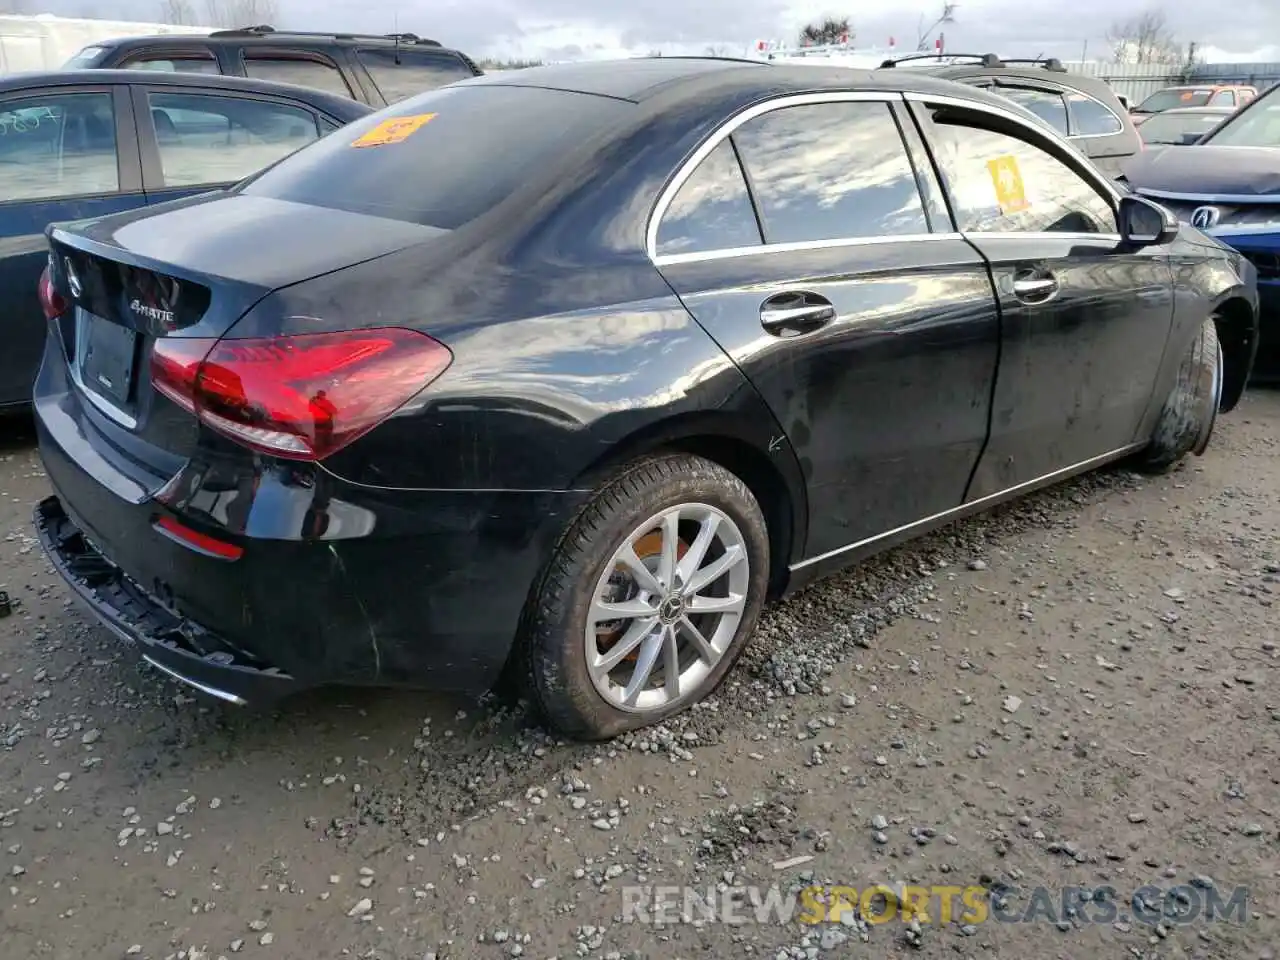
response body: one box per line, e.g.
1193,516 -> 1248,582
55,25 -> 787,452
924,110 -> 1115,234
356,49 -> 474,102
1066,93 -> 1123,136
0,92 -> 118,202
731,101 -> 929,243
243,55 -> 352,98
656,140 -> 761,257
146,93 -> 321,188
999,87 -> 1068,134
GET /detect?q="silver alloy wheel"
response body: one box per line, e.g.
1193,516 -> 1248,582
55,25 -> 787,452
584,502 -> 750,714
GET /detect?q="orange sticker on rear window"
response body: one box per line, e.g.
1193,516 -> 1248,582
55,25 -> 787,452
350,113 -> 437,148
987,155 -> 1029,214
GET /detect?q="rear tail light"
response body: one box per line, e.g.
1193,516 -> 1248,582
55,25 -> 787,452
38,264 -> 69,320
151,328 -> 452,461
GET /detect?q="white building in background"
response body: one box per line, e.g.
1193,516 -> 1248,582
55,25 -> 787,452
0,14 -> 212,73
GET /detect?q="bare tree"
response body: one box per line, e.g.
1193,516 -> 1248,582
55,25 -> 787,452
203,0 -> 279,28
160,0 -> 199,24
798,16 -> 853,47
916,3 -> 958,51
1106,9 -> 1184,65
704,44 -> 731,57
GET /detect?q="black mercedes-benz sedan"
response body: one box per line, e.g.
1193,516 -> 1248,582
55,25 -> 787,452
32,57 -> 1259,740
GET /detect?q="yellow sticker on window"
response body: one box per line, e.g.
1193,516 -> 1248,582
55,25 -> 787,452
350,113 -> 437,148
987,155 -> 1029,213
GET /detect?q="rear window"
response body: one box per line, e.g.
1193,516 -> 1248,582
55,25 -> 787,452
62,45 -> 107,68
239,84 -> 629,229
1137,88 -> 1213,112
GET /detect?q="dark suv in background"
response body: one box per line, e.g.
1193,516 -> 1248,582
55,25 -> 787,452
879,53 -> 1142,178
63,25 -> 483,106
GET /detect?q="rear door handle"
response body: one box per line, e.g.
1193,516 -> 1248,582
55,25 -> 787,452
759,293 -> 835,336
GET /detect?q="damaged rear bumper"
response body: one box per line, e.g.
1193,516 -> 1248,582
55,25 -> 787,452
35,495 -> 299,705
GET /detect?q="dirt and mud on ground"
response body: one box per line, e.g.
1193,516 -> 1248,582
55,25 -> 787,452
1,394 -> 1278,960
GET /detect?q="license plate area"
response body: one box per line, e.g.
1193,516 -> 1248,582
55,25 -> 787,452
74,310 -> 141,415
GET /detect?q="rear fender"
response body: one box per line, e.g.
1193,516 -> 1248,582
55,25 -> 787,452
573,407 -> 810,589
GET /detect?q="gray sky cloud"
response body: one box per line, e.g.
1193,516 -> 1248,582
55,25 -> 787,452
27,0 -> 1280,62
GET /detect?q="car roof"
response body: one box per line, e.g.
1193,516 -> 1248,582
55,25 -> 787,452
0,69 -> 373,118
461,56 -> 1003,105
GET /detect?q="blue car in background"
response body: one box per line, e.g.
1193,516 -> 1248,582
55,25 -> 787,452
1121,81 -> 1280,378
0,69 -> 370,410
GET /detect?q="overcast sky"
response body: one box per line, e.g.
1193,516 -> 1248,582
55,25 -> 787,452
22,0 -> 1280,62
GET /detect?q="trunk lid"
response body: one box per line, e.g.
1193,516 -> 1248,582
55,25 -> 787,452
45,193 -> 443,489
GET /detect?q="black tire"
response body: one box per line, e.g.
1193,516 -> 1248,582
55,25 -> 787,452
522,453 -> 770,740
1138,316 -> 1222,474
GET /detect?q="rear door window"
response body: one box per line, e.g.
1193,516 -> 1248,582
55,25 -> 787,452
242,53 -> 353,98
0,91 -> 118,201
1066,93 -> 1123,136
239,84 -> 629,229
356,48 -> 474,102
998,86 -> 1069,134
922,107 -> 1115,234
145,92 -> 321,188
656,139 -> 761,257
1210,90 -> 1236,106
730,100 -> 929,243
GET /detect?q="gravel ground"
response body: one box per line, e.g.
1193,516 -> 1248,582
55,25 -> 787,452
1,393 -> 1277,960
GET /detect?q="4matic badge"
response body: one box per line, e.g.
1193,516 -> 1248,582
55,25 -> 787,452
130,298 -> 175,326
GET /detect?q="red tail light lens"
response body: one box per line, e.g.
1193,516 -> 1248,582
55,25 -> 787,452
38,265 -> 69,320
150,328 -> 453,461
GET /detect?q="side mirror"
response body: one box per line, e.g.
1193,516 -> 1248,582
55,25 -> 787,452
1119,194 -> 1178,247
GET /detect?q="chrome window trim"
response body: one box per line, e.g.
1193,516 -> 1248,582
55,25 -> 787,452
645,90 -> 902,262
653,232 -> 958,267
654,230 -> 1122,267
1135,187 -> 1280,205
646,88 -> 1124,265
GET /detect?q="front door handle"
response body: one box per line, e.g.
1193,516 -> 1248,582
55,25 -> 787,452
1011,270 -> 1060,304
760,293 -> 835,336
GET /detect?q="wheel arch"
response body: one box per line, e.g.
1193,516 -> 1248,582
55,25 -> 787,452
571,411 -> 808,597
1211,294 -> 1258,413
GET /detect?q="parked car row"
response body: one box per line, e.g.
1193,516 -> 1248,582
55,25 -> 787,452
26,56 -> 1259,739
1120,79 -> 1280,377
0,69 -> 372,409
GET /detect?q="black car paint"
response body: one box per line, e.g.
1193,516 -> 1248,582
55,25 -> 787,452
75,33 -> 482,108
0,70 -> 371,409
32,61 -> 1258,704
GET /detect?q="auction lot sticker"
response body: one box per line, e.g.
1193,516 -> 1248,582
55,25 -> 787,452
987,155 -> 1029,214
351,113 -> 438,148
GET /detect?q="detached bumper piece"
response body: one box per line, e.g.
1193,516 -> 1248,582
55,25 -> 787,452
34,496 -> 298,706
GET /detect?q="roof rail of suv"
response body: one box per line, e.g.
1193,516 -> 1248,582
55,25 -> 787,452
878,52 -> 1003,69
208,25 -> 443,47
1000,56 -> 1068,72
877,52 -> 1068,73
